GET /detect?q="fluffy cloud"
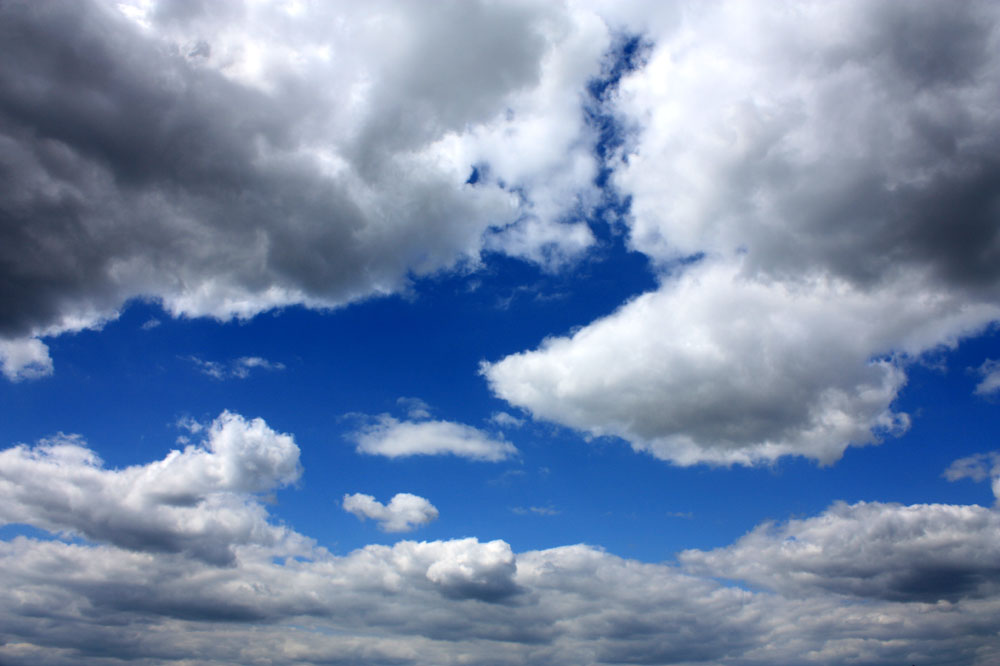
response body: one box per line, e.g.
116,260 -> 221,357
343,492 -> 439,532
486,0 -> 1000,465
0,411 -> 303,564
681,500 -> 1000,602
2,419 -> 1000,664
485,259 -> 998,465
0,0 -> 609,374
351,415 -> 518,462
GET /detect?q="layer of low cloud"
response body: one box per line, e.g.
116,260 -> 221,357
351,415 -> 517,462
486,0 -> 1000,465
2,421 -> 1000,664
0,0 -> 609,374
343,492 -> 439,533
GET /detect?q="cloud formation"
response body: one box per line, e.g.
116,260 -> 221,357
486,0 -> 1000,465
0,0 -> 609,375
0,411 -> 303,564
343,492 -> 439,532
2,416 -> 1000,664
351,415 -> 517,462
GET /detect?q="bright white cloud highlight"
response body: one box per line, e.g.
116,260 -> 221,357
343,492 -> 439,533
485,259 -> 998,465
352,416 -> 517,462
0,338 -> 53,381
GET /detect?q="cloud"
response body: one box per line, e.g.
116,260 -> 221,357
486,258 -> 998,466
0,337 -> 53,381
974,360 -> 1000,396
486,0 -> 1000,466
681,500 -> 1000,603
0,411 -> 304,564
2,419 -> 1000,664
945,451 -> 1000,501
490,411 -> 525,428
188,355 -> 285,380
343,492 -> 439,533
351,415 -> 517,462
397,397 -> 432,420
0,0 -> 610,375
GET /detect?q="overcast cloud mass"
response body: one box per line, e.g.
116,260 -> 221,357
2,0 -> 1000,664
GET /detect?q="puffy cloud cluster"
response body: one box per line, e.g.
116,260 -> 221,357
486,0 -> 1000,465
0,411 -> 303,564
351,415 -> 517,461
2,420 -> 1000,664
343,492 -> 439,533
0,0 -> 611,378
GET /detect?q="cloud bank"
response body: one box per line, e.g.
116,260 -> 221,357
2,420 -> 1000,665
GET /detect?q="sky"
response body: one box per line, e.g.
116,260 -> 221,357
1,0 -> 1000,664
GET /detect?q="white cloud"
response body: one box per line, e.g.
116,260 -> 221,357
351,415 -> 518,462
397,397 -> 432,420
2,419 -> 1000,664
0,0 -> 611,376
0,411 -> 304,564
974,360 -> 1000,396
491,411 -> 525,428
0,338 -> 53,381
343,492 -> 439,533
485,258 -> 998,466
945,451 -> 1000,502
486,0 -> 1000,466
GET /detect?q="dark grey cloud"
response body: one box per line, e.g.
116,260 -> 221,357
0,0 -> 607,378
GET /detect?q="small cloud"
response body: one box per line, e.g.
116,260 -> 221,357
187,355 -> 285,380
397,397 -> 432,420
350,415 -> 518,462
491,411 -> 525,428
0,337 -> 53,382
944,451 -> 1000,502
666,511 -> 694,519
343,492 -> 439,532
141,318 -> 161,330
973,360 -> 1000,396
512,505 -> 560,516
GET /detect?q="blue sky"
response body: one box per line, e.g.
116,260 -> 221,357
2,1 -> 1000,664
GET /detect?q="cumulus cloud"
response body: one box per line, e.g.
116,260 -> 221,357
0,337 -> 53,381
0,0 -> 610,375
486,258 -> 998,465
0,411 -> 304,564
486,0 -> 1000,466
343,492 -> 439,533
351,415 -> 518,462
681,500 -> 1000,603
2,421 -> 1000,664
